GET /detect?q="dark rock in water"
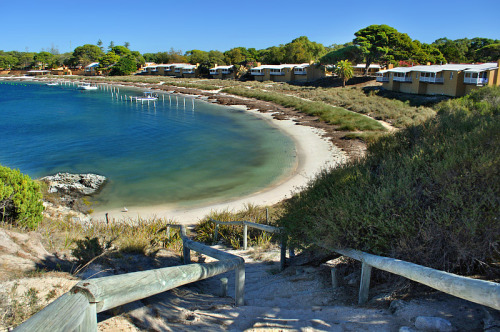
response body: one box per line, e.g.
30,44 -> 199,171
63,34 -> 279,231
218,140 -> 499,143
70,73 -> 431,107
40,173 -> 107,196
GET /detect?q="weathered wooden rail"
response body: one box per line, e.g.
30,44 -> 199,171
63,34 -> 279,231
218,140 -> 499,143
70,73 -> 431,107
210,218 -> 288,270
209,220 -> 500,310
14,225 -> 245,331
325,246 -> 500,310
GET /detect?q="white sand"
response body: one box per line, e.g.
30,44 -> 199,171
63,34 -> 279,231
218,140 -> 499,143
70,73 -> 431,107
91,107 -> 347,225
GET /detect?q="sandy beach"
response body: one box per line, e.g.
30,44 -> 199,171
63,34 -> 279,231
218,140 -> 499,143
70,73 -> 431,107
92,105 -> 347,225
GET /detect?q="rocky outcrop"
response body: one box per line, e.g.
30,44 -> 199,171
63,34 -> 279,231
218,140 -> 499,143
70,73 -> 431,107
39,173 -> 107,215
40,173 -> 106,196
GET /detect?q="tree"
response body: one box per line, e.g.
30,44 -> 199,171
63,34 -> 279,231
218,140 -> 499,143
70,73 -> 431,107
111,45 -> 131,56
186,49 -> 209,65
97,39 -> 104,52
354,25 -> 401,74
433,38 -> 468,63
224,48 -> 245,65
476,43 -> 500,62
262,46 -> 285,64
283,36 -> 326,63
108,41 -> 115,51
0,54 -> 18,69
98,51 -> 120,69
334,60 -> 353,88
34,51 -> 53,69
130,51 -> 145,67
320,45 -> 363,65
168,48 -> 187,63
110,55 -> 137,76
71,44 -> 104,66
208,50 -> 225,68
18,53 -> 34,69
124,41 -> 130,49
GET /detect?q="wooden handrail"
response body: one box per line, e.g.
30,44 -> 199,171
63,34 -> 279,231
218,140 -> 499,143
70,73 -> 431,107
209,219 -> 287,270
15,225 -> 245,331
320,245 -> 500,310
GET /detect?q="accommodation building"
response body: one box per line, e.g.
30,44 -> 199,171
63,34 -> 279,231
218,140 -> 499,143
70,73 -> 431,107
376,61 -> 500,97
209,65 -> 236,79
84,62 -> 100,76
353,64 -> 383,76
141,63 -> 199,78
250,64 -> 324,82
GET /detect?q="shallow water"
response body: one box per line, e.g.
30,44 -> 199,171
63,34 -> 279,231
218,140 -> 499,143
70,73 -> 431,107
0,81 -> 295,210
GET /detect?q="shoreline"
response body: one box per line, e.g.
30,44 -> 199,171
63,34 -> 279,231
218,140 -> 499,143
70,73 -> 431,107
91,106 -> 347,224
3,77 -> 351,225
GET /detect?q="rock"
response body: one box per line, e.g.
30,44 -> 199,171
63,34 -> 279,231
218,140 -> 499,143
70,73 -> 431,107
40,172 -> 106,196
414,316 -> 453,331
389,300 -> 406,314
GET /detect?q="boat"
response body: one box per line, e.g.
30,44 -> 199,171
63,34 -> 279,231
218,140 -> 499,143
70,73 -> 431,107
132,91 -> 158,102
77,82 -> 98,90
46,81 -> 59,86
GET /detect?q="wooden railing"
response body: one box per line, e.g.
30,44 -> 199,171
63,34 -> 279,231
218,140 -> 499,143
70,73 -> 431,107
209,220 -> 500,310
14,225 -> 245,331
324,246 -> 500,310
210,218 -> 288,271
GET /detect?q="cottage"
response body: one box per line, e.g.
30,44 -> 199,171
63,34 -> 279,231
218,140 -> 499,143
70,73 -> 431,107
209,65 -> 236,79
376,61 -> 500,97
250,64 -> 324,82
84,62 -> 100,76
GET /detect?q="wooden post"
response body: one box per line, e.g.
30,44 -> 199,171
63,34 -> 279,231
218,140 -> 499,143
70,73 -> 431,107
331,268 -> 338,289
243,224 -> 248,250
220,278 -> 228,297
235,264 -> 245,306
181,226 -> 190,264
280,233 -> 286,271
213,223 -> 219,243
266,208 -> 269,223
358,262 -> 372,304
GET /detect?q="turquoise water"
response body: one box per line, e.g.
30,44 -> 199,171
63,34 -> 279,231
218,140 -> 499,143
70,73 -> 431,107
0,81 -> 295,210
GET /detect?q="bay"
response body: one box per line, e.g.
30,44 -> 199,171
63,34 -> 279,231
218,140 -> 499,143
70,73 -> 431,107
0,81 -> 295,210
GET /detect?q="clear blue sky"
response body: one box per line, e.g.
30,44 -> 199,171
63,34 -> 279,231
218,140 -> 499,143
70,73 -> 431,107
2,0 -> 499,54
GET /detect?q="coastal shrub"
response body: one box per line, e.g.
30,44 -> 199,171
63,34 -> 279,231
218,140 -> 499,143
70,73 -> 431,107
222,86 -> 385,132
268,84 -> 437,128
0,165 -> 44,229
278,86 -> 500,276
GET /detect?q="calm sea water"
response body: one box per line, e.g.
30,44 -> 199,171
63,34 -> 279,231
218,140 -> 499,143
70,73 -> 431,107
0,81 -> 295,210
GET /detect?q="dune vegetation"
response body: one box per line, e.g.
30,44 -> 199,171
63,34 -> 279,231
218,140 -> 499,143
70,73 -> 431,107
277,86 -> 500,276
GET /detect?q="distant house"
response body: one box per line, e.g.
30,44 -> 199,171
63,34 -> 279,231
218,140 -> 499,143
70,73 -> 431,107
353,64 -> 383,76
376,61 -> 500,97
250,63 -> 325,82
174,64 -> 198,78
84,62 -> 100,76
209,65 -> 236,79
140,63 -> 199,78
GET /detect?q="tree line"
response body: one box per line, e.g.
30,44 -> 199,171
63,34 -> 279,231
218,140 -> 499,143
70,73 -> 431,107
0,25 -> 498,76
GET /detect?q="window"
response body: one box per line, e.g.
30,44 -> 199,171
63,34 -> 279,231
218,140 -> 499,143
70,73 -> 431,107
450,72 -> 453,80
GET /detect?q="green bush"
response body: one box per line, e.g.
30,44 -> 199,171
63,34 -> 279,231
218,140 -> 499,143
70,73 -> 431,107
0,165 -> 44,229
278,87 -> 500,275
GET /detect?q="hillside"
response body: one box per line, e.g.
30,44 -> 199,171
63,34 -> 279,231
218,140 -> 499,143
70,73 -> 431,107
278,86 -> 500,276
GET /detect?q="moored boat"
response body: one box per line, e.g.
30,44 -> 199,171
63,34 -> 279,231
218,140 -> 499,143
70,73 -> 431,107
132,91 -> 158,102
77,82 -> 98,90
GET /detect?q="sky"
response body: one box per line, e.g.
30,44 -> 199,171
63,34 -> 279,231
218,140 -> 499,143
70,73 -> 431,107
1,0 -> 499,54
